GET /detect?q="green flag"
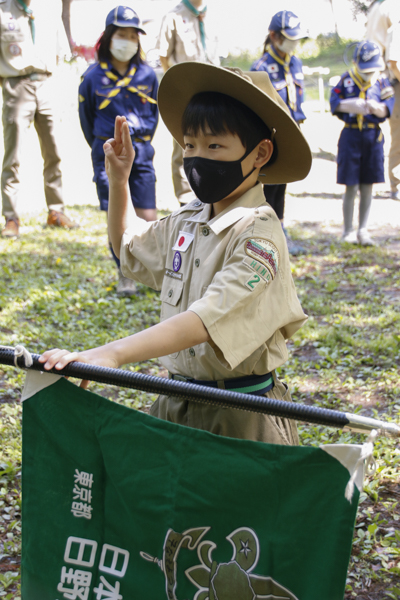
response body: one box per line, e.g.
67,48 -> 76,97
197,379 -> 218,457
21,372 -> 365,600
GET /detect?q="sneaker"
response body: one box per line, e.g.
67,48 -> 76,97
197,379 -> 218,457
342,230 -> 358,244
357,229 -> 376,246
116,270 -> 137,297
47,210 -> 79,229
390,190 -> 399,201
1,218 -> 20,238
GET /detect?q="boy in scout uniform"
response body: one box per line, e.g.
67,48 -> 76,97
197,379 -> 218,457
40,63 -> 312,446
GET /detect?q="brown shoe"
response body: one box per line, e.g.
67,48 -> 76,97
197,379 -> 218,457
47,210 -> 78,229
1,218 -> 20,238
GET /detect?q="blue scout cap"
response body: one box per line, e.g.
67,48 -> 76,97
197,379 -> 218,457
105,6 -> 146,34
268,10 -> 305,40
353,40 -> 384,72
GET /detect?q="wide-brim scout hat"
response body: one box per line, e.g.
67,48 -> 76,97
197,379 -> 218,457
353,40 -> 384,72
269,10 -> 306,41
106,6 -> 146,35
158,62 -> 312,184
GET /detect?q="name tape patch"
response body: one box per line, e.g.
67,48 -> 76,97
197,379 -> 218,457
245,238 -> 279,279
165,269 -> 183,280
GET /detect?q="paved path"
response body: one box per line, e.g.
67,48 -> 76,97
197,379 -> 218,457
1,67 -> 399,233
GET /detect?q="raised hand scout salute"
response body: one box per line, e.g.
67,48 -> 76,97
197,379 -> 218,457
41,63 -> 312,445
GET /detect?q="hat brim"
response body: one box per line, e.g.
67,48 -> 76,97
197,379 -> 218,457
357,59 -> 385,72
112,21 -> 146,34
158,62 -> 312,184
281,27 -> 307,40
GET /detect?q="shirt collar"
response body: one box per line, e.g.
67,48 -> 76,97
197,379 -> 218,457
182,183 -> 267,233
210,183 -> 267,234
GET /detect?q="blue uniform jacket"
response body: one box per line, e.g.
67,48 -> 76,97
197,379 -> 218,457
78,61 -> 159,147
330,72 -> 395,125
251,51 -> 306,123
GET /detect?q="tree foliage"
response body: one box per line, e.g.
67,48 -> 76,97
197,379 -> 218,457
348,0 -> 375,18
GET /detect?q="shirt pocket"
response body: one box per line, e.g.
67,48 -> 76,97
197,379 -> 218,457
160,278 -> 184,315
160,279 -> 184,359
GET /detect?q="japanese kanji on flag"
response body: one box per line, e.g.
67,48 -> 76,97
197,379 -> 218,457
21,371 -> 369,600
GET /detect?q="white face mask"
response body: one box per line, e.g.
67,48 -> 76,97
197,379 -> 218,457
276,38 -> 299,55
110,39 -> 139,63
358,70 -> 375,82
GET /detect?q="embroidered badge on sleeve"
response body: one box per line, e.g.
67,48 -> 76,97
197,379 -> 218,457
245,239 -> 279,279
243,257 -> 272,282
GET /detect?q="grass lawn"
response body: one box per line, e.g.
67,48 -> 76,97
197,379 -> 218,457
0,206 -> 399,599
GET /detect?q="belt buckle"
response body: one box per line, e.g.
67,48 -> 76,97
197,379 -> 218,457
174,374 -> 188,382
169,372 -> 188,382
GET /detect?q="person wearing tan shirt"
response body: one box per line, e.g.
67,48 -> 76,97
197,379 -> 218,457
156,0 -> 219,206
40,63 -> 312,446
386,22 -> 400,200
0,0 -> 77,237
366,0 -> 400,199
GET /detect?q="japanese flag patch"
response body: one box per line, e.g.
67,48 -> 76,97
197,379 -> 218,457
344,78 -> 353,88
172,231 -> 194,252
267,64 -> 279,74
245,239 -> 279,279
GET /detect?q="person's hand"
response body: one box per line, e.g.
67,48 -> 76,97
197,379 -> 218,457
337,97 -> 369,115
39,347 -> 119,389
353,97 -> 369,115
366,99 -> 388,118
104,116 -> 135,188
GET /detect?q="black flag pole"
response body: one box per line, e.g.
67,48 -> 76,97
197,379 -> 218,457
1,345 -> 399,437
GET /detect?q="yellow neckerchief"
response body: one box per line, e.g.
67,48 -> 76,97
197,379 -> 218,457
98,62 -> 157,110
349,67 -> 373,131
267,44 -> 296,112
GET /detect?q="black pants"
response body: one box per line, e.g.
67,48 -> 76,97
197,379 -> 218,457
263,183 -> 286,220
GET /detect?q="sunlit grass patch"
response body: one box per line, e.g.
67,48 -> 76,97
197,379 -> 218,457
0,210 -> 399,598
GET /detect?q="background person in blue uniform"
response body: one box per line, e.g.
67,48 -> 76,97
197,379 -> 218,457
251,10 -> 306,255
79,6 -> 159,295
330,40 -> 394,246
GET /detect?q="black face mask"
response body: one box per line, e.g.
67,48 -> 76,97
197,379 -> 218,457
183,146 -> 257,204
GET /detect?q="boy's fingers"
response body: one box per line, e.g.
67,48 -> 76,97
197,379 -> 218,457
80,379 -> 90,390
114,115 -> 127,145
39,348 -> 70,366
103,138 -> 116,153
121,122 -> 135,159
39,349 -> 81,371
114,115 -> 121,143
39,348 -> 58,362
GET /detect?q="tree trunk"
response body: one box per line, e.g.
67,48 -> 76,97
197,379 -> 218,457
62,0 -> 73,50
328,0 -> 341,42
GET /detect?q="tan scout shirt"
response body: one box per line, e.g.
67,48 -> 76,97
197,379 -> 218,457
0,0 -> 69,78
121,183 -> 307,381
366,0 -> 400,55
387,22 -> 400,64
156,1 -> 219,66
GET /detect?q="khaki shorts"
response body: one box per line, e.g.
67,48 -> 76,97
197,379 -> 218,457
150,373 -> 299,445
